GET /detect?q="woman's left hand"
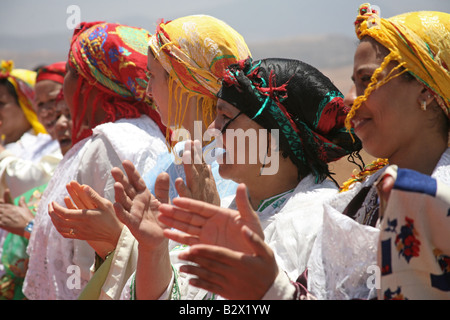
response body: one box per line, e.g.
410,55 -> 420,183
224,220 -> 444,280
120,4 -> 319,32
48,181 -> 123,259
158,184 -> 264,253
178,225 -> 278,300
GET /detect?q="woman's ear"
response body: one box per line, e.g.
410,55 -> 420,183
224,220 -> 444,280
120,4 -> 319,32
417,87 -> 435,111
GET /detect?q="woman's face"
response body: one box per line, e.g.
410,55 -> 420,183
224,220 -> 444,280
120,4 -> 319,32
350,37 -> 426,161
146,49 -> 171,126
34,79 -> 63,138
63,63 -> 79,119
0,83 -> 31,144
53,99 -> 73,155
207,98 -> 270,183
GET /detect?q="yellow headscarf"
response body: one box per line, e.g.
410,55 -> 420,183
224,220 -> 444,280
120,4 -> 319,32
346,4 -> 450,130
148,15 -> 251,138
0,60 -> 46,135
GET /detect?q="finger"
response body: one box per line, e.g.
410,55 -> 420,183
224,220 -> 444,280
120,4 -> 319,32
179,244 -> 241,267
182,140 -> 204,188
3,189 -> 12,204
182,140 -> 192,165
122,160 -> 147,194
114,181 -> 133,212
111,166 -> 128,185
157,207 -> 203,236
64,196 -> 77,210
158,203 -> 207,226
174,178 -> 192,199
178,264 -> 225,294
182,149 -> 196,190
162,228 -> 200,246
111,166 -> 137,201
82,184 -> 111,210
18,196 -> 27,209
50,201 -> 85,221
48,202 -> 80,238
171,196 -> 229,219
48,202 -> 67,225
235,184 -> 258,222
241,225 -> 272,258
66,181 -> 85,209
113,201 -> 131,227
376,174 -> 395,217
192,140 -> 203,165
69,181 -> 97,209
377,174 -> 395,204
154,172 -> 170,204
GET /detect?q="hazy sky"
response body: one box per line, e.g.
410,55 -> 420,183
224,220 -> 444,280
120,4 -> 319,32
1,0 -> 449,42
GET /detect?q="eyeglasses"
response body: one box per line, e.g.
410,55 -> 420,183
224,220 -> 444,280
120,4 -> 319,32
220,111 -> 243,134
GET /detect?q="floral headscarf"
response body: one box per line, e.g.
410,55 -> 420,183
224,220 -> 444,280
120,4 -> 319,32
68,21 -> 167,144
218,57 -> 362,183
0,60 -> 46,135
148,15 -> 251,137
346,3 -> 450,130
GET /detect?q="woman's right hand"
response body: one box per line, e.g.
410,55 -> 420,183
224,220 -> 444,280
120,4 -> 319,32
111,160 -> 169,251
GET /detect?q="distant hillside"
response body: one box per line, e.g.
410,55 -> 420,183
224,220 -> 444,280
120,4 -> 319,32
249,33 -> 357,69
0,32 -> 72,71
1,32 -> 356,68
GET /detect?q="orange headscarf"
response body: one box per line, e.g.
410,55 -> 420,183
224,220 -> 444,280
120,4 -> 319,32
148,15 -> 251,139
346,4 -> 450,130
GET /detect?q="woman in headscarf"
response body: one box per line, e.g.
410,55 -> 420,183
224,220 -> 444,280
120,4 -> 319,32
170,4 -> 450,300
0,61 -> 71,300
23,21 -> 168,300
34,61 -> 73,155
305,4 -> 450,300
143,14 -> 252,203
48,15 -> 252,300
0,60 -> 60,200
117,57 -> 362,300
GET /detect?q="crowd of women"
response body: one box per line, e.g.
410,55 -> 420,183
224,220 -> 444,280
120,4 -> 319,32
0,3 -> 449,300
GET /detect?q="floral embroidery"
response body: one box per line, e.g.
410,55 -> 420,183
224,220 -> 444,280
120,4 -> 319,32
434,249 -> 450,274
395,217 -> 420,263
384,286 -> 408,300
384,217 -> 421,263
430,248 -> 450,292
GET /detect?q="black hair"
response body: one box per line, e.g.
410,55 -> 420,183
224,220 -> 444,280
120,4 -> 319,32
0,78 -> 19,105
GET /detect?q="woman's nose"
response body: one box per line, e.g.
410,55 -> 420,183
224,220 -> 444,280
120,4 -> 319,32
344,84 -> 357,108
206,119 -> 222,139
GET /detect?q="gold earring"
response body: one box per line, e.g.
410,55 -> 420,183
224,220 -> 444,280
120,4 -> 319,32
420,100 -> 427,111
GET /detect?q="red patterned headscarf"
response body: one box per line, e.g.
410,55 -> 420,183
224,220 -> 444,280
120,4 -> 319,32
36,61 -> 66,84
68,21 -> 167,144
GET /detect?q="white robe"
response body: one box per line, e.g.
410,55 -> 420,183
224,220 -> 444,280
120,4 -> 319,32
0,131 -> 60,278
120,174 -> 340,300
23,115 -> 167,300
307,147 -> 450,300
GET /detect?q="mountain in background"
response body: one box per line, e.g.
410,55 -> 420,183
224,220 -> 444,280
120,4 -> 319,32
0,32 -> 356,91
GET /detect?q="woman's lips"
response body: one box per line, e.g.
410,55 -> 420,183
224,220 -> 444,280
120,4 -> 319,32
351,117 -> 370,131
58,137 -> 72,147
